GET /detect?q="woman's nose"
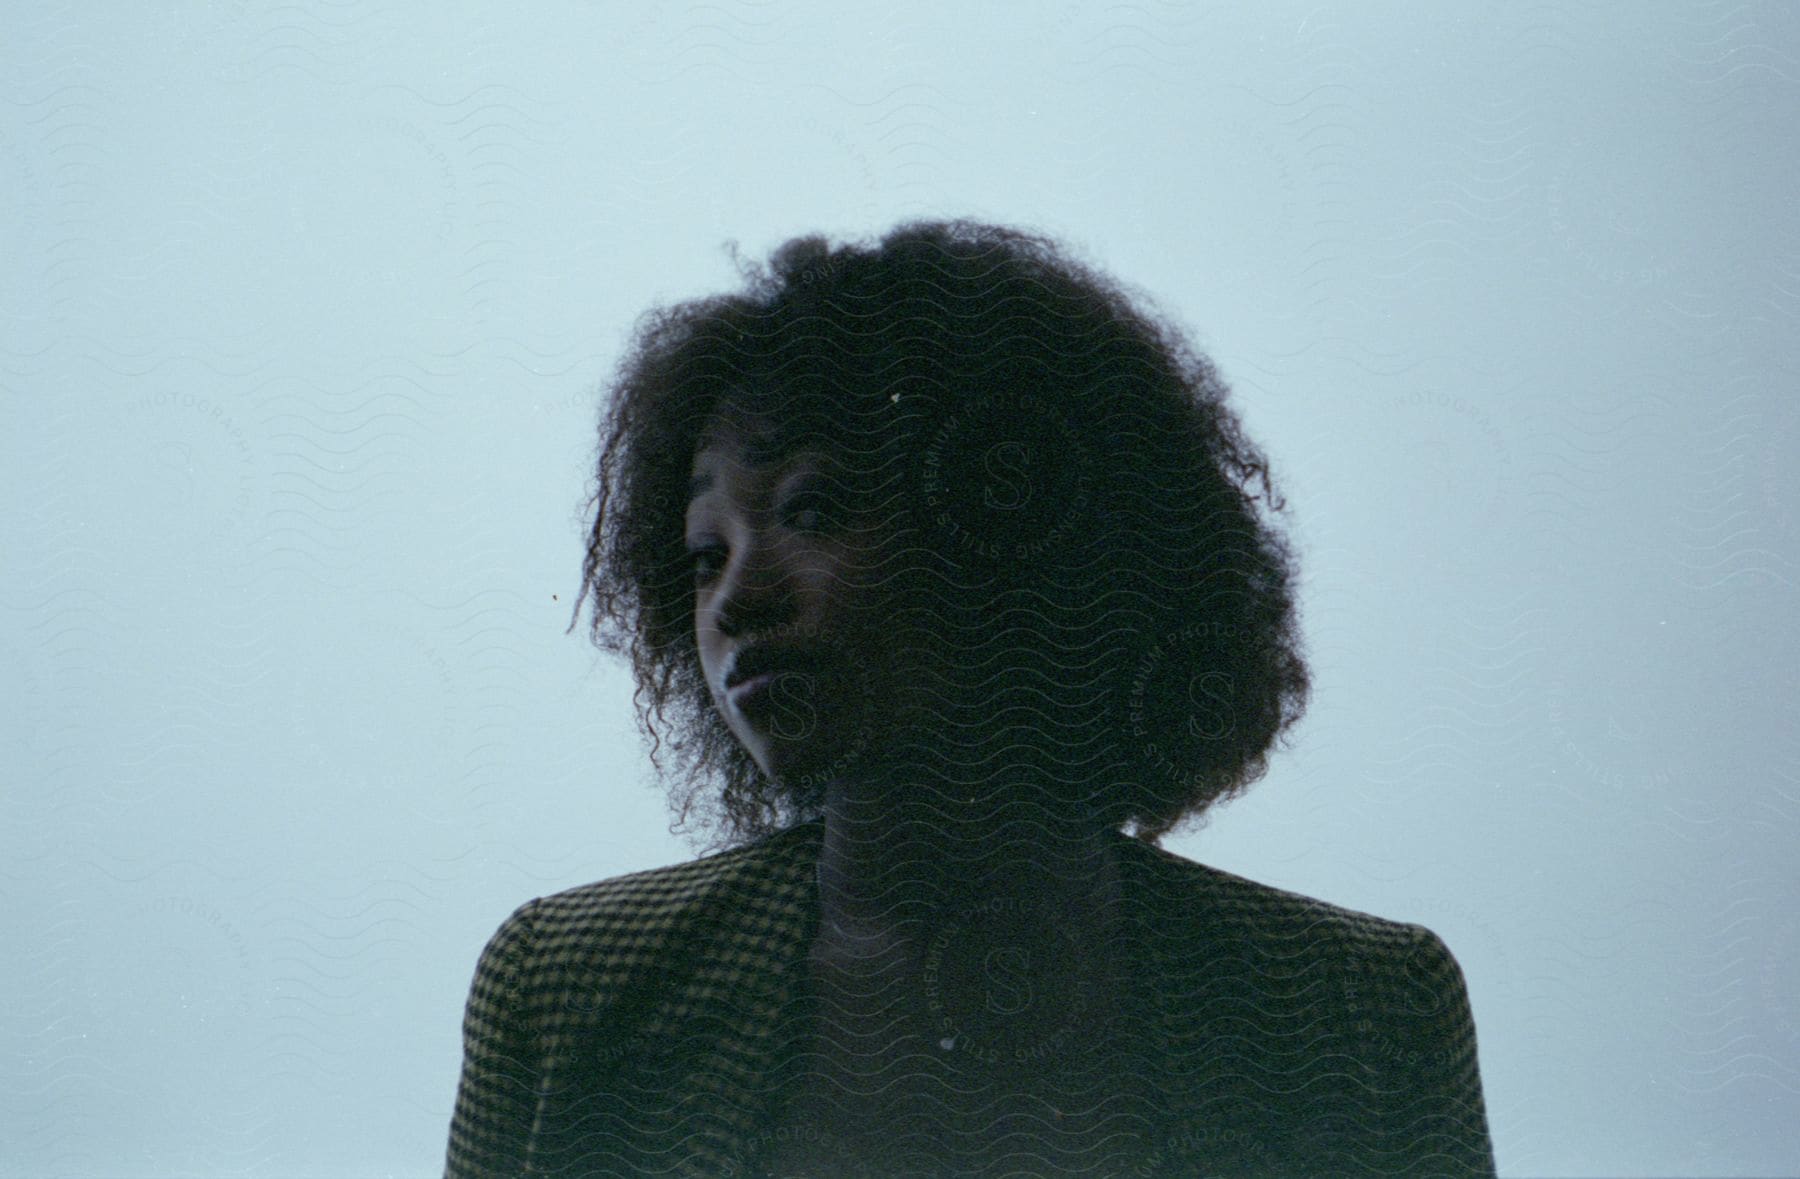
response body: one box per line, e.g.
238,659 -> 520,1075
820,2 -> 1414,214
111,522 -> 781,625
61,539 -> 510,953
714,534 -> 795,638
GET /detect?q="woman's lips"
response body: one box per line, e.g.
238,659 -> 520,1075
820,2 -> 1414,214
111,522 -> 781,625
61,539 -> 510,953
726,665 -> 822,720
727,646 -> 824,695
727,671 -> 778,701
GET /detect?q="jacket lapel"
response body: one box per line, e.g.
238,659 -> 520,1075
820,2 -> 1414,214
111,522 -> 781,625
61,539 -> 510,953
650,822 -> 824,1175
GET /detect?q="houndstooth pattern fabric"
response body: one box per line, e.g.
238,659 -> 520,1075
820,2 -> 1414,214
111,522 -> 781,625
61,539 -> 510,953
444,820 -> 1497,1177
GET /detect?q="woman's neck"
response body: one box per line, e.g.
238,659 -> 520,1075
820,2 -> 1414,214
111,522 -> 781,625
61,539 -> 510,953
811,761 -> 1123,959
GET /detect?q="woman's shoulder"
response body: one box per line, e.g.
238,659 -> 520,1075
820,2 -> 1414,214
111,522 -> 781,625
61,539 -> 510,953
480,820 -> 824,972
547,821 -> 817,911
1113,836 -> 1495,1175
1112,831 -> 1461,974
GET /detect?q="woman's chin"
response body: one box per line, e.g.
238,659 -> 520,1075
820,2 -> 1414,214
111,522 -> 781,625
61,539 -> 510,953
757,734 -> 869,797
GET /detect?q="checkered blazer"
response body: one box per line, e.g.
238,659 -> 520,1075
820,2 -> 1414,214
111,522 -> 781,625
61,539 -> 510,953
444,820 -> 1496,1177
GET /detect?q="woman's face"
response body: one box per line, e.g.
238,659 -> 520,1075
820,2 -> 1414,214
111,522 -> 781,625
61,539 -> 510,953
684,413 -> 928,788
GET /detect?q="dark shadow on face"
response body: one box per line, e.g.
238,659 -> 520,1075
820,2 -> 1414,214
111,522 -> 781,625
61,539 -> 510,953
684,410 -> 948,796
685,402 -> 1125,834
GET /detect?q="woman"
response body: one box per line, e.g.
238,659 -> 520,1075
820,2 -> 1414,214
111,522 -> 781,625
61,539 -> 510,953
444,220 -> 1498,1177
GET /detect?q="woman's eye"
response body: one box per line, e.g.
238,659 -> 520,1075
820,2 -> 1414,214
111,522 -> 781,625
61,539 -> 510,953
783,490 -> 833,533
688,546 -> 726,581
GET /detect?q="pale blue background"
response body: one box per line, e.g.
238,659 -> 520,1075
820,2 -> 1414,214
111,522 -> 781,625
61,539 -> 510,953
3,2 -> 1797,1176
